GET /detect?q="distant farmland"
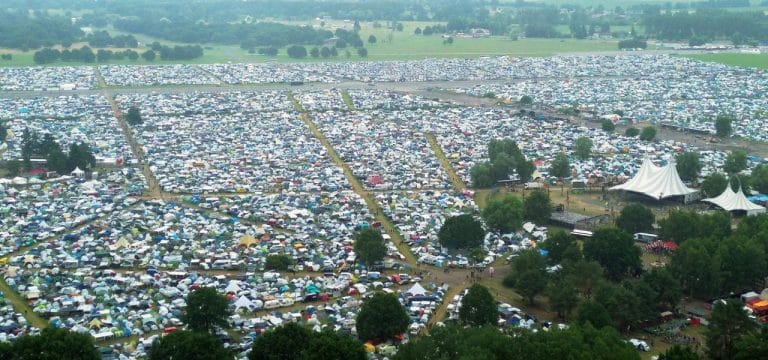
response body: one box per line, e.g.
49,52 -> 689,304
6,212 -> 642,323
687,53 -> 768,69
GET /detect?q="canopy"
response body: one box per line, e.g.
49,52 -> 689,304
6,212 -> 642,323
407,282 -> 427,297
703,185 -> 766,215
610,158 -> 697,200
239,235 -> 257,247
234,296 -> 253,311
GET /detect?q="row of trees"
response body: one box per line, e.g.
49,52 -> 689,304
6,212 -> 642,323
642,9 -> 768,43
285,45 -> 368,59
33,45 -> 203,64
85,30 -> 139,48
16,129 -> 96,175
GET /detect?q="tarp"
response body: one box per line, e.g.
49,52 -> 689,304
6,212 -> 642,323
703,185 -> 766,216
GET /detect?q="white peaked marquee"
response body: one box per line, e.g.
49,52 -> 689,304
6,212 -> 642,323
703,184 -> 766,216
610,158 -> 698,201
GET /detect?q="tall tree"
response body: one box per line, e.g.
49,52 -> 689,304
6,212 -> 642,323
583,227 -> 641,281
702,172 -> 729,198
566,259 -> 604,299
734,331 -> 768,360
150,330 -> 231,360
575,300 -> 613,329
459,284 -> 499,327
615,203 -> 655,235
574,137 -> 593,159
353,228 -> 387,267
356,292 -> 409,342
659,345 -> 700,360
641,267 -> 682,311
524,190 -> 552,224
543,230 -> 580,265
549,152 -> 571,179
482,194 -> 524,233
250,323 -> 365,360
676,152 -> 702,182
182,287 -> 230,334
125,106 -> 143,125
548,277 -> 580,319
506,249 -> 548,305
639,126 -> 657,141
10,326 -> 100,360
707,300 -> 758,360
750,164 -> 768,195
715,114 -> 734,138
438,214 -> 485,250
724,150 -> 748,174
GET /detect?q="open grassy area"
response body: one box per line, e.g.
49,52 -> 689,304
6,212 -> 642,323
687,53 -> 768,69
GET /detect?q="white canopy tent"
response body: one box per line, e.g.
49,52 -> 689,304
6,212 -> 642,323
702,185 -> 766,216
610,158 -> 698,202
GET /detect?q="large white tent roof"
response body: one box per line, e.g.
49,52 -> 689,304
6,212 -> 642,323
703,185 -> 766,215
610,158 -> 698,200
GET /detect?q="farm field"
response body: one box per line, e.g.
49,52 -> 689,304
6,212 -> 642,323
686,53 -> 768,69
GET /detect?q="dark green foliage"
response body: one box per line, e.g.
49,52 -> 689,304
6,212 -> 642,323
353,228 -> 387,266
249,323 -> 366,360
524,190 -> 552,225
615,203 -> 655,234
715,114 -> 734,138
543,230 -> 580,265
565,260 -> 603,299
601,119 -> 616,132
724,150 -> 748,174
258,47 -> 279,56
310,47 -> 319,58
356,47 -> 368,57
182,287 -> 230,334
287,45 -> 307,58
734,331 -> 768,360
641,268 -> 682,311
618,38 -> 647,49
548,277 -> 579,319
471,139 -> 534,187
707,300 -> 758,360
9,326 -> 100,360
643,10 -> 768,42
519,95 -> 533,105
575,301 -> 613,329
594,281 -> 654,331
459,284 -> 499,327
125,107 -> 143,126
660,210 -> 731,244
368,35 -> 377,44
702,172 -> 729,198
583,227 -> 640,281
264,254 -> 293,271
750,164 -> 768,194
676,152 -> 702,182
574,137 -> 593,159
5,160 -> 22,177
507,249 -> 548,305
482,195 -> 524,233
356,292 -> 409,342
639,126 -> 657,141
624,127 -> 640,137
549,153 -> 570,179
438,214 -> 485,250
149,330 -> 231,360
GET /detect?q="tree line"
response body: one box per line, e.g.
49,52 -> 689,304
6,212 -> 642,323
642,9 -> 768,43
11,128 -> 96,176
470,139 -> 536,188
33,44 -> 203,64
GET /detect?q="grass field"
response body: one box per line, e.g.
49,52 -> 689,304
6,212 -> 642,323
686,53 -> 768,69
0,20 -> 623,67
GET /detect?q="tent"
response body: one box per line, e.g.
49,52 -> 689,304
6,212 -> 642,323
234,296 -> 253,311
239,235 -> 257,247
71,167 -> 85,177
703,185 -> 766,216
610,158 -> 698,201
407,283 -> 427,297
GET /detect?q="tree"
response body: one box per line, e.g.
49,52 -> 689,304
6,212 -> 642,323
548,277 -> 579,319
734,331 -> 768,360
5,160 -> 21,177
601,119 -> 616,132
524,190 -> 552,225
353,228 -> 387,267
286,45 -> 307,59
615,203 -> 655,234
482,195 -> 524,233
543,230 -> 580,265
676,152 -> 702,182
45,145 -> 68,174
356,292 -> 409,342
659,345 -> 700,360
149,330 -> 231,360
707,300 -> 758,360
182,287 -> 229,334
669,237 -> 723,298
567,260 -> 604,299
459,284 -> 499,326
250,322 -> 365,360
353,20 -> 361,32
507,249 -> 548,305
125,106 -> 143,126
641,267 -> 682,311
702,172 -> 729,198
583,227 -> 641,281
264,254 -> 293,271
625,127 -> 639,137
724,150 -> 747,174
639,126 -> 657,141
368,35 -> 377,44
310,47 -> 320,58
320,46 -> 331,58
259,47 -> 278,56
414,27 -> 422,35
356,47 -> 368,57
715,114 -> 734,138
66,143 -> 96,173
142,49 -> 156,61
595,281 -> 652,331
438,214 -> 485,250
575,300 -> 613,329
549,152 -> 570,179
574,137 -> 593,159
519,95 -> 533,105
10,326 -> 100,360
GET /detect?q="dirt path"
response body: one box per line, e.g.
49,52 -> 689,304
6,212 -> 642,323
340,89 -> 357,111
426,133 -> 466,191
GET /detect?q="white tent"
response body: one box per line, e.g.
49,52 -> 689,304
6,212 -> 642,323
610,159 -> 698,201
407,283 -> 427,297
234,296 -> 253,311
703,185 -> 766,216
71,167 -> 85,177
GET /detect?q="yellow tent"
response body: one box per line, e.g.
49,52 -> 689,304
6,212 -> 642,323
89,318 -> 102,329
115,237 -> 130,249
239,235 -> 257,247
363,342 -> 375,353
